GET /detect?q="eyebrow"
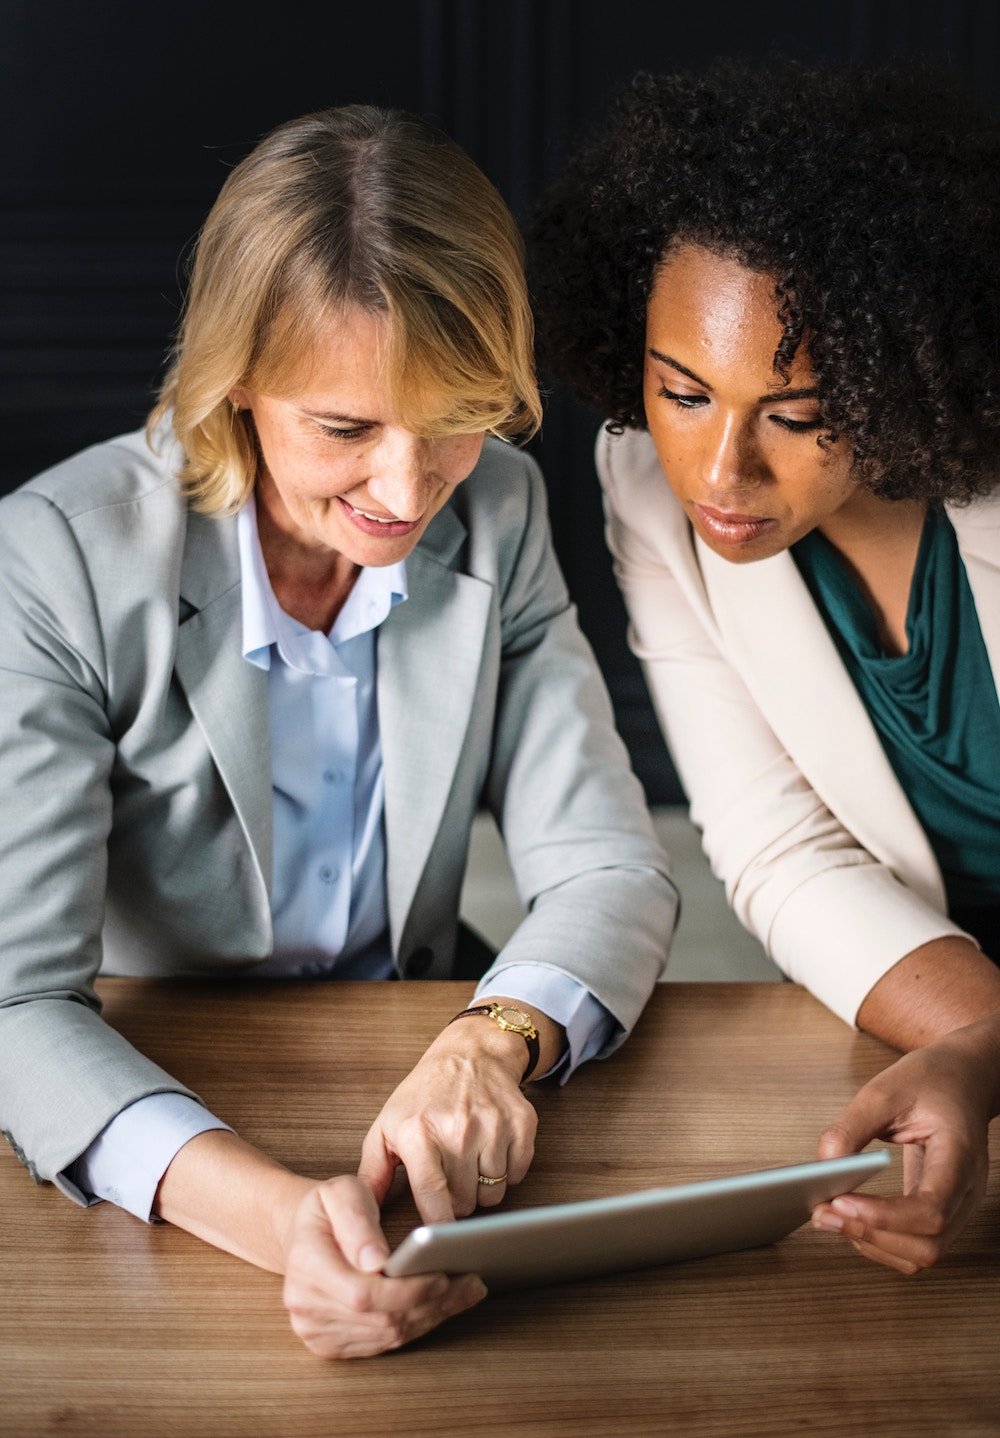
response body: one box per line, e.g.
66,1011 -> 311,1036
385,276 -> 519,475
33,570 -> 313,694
302,408 -> 378,425
647,349 -> 818,404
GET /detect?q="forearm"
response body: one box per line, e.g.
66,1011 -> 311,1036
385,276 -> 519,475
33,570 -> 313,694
153,1129 -> 314,1273
477,868 -> 674,1038
856,936 -> 1000,1052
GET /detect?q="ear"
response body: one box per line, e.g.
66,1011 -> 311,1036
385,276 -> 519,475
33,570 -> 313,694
228,385 -> 251,410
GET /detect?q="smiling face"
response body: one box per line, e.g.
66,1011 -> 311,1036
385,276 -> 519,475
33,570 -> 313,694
232,305 -> 485,571
643,245 -> 861,563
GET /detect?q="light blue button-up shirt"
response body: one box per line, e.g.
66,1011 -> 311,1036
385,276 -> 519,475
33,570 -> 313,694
70,496 -> 611,1219
239,493 -> 402,979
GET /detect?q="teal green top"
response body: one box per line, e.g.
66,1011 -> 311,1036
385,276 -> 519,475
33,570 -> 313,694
793,509 -> 1000,911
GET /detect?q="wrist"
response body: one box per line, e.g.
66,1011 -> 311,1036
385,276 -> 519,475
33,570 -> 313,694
436,1009 -> 532,1083
944,1011 -> 1000,1118
447,1002 -> 540,1082
155,1129 -> 314,1274
267,1171 -> 321,1273
445,995 -> 568,1082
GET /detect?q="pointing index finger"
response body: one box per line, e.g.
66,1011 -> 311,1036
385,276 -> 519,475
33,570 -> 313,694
401,1143 -> 457,1226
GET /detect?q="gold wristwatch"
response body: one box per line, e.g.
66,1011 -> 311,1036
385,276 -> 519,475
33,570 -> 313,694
449,1003 -> 541,1082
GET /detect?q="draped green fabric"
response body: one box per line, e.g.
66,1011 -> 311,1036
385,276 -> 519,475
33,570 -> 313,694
793,509 -> 1000,912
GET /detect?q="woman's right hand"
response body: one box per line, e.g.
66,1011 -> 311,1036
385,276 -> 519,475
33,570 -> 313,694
280,1175 -> 487,1358
155,1131 -> 485,1359
811,1013 -> 1000,1273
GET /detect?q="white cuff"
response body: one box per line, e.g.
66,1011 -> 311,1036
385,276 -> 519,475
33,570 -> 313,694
65,1093 -> 233,1222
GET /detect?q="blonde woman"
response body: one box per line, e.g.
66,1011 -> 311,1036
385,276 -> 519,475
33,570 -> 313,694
0,106 -> 675,1358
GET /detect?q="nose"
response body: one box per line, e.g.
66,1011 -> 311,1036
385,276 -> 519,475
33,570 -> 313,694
366,431 -> 439,520
700,411 -> 768,493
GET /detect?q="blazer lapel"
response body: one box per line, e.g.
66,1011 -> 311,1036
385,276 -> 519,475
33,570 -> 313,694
950,497 -> 1000,704
697,536 -> 945,909
378,510 -> 492,953
173,509 -> 273,899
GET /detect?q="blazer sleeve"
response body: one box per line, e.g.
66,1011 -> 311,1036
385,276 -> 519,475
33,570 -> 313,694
474,450 -> 678,1048
0,491 -> 199,1198
597,428 -> 966,1028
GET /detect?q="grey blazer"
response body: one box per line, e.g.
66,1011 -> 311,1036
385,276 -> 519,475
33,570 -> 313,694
0,427 -> 676,1196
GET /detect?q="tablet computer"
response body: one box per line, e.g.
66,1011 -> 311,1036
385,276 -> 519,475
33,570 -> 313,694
383,1150 -> 890,1289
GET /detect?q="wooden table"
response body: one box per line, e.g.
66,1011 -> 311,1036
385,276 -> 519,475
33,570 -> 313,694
3,981 -> 998,1438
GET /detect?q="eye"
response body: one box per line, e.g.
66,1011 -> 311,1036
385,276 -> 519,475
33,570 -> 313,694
316,422 -> 372,442
657,386 -> 709,410
768,414 -> 824,433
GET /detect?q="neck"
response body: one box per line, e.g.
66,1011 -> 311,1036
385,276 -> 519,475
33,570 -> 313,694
254,486 -> 359,634
818,491 -> 928,656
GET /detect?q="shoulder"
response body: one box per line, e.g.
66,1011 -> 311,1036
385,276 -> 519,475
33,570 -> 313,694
595,425 -> 674,504
948,492 -> 1000,540
596,425 -> 686,534
0,422 -> 188,569
415,438 -> 568,619
5,422 -> 184,524
595,424 -> 694,570
0,424 -> 191,627
421,437 -> 549,575
453,436 -> 545,522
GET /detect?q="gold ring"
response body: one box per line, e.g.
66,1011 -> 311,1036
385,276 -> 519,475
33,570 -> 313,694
477,1172 -> 508,1187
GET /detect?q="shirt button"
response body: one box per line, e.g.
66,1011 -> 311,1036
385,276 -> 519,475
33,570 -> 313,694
404,947 -> 434,978
319,864 -> 340,885
322,769 -> 341,784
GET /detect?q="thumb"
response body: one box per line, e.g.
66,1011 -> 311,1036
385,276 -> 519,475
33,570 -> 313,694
314,1174 -> 390,1274
817,1080 -> 895,1161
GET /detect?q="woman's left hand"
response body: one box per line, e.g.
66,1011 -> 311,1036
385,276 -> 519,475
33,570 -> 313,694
357,1005 -> 556,1224
811,1013 -> 1000,1273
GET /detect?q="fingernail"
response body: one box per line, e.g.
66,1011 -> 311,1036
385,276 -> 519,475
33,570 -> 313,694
359,1242 -> 389,1272
812,1213 -> 844,1232
832,1197 -> 859,1218
463,1277 -> 488,1303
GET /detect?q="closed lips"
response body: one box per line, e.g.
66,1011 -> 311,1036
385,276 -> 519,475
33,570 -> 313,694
698,504 -> 770,522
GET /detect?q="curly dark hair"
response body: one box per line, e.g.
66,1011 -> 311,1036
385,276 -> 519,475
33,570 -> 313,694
529,58 -> 1000,503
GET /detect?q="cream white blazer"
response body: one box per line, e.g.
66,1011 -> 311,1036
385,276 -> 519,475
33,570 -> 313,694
598,426 -> 1000,1027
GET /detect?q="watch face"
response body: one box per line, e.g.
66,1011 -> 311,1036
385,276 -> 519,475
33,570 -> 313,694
494,1005 -> 532,1032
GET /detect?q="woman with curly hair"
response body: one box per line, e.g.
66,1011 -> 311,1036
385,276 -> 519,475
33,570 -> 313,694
531,59 -> 1000,1275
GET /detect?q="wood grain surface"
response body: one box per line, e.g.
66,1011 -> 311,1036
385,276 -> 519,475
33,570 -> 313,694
2,981 -> 998,1438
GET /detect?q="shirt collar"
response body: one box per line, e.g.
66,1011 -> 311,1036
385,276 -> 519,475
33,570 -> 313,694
235,495 -> 407,673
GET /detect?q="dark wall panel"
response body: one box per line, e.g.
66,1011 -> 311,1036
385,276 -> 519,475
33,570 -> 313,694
3,0 -> 998,800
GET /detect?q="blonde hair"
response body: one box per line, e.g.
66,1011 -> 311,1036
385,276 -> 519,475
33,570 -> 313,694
149,106 -> 541,514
